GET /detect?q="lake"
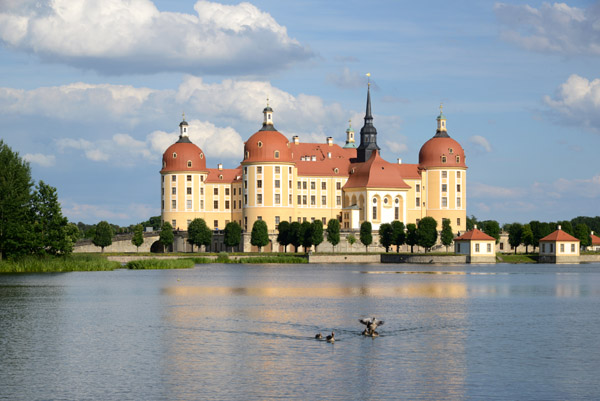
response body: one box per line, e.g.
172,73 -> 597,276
1,263 -> 600,400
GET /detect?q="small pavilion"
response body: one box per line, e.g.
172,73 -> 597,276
539,226 -> 580,264
454,226 -> 496,264
590,231 -> 600,251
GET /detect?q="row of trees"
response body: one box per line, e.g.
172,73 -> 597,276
0,141 -> 80,260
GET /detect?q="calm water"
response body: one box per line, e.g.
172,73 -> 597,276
1,263 -> 600,400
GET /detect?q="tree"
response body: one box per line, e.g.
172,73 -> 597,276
289,222 -> 302,253
360,221 -> 372,252
311,220 -> 324,252
391,221 -> 406,253
529,220 -> 542,251
224,221 -> 242,252
31,181 -> 72,255
521,224 -> 534,254
65,223 -> 80,246
277,221 -> 291,252
0,140 -> 35,260
93,221 -> 114,253
140,216 -> 162,231
300,221 -> 313,253
574,223 -> 591,248
406,223 -> 418,253
557,220 -> 574,235
251,220 -> 269,252
347,234 -> 356,249
188,218 -> 211,252
480,220 -> 500,243
417,216 -> 438,252
326,219 -> 341,251
131,224 -> 144,252
159,221 -> 174,253
378,223 -> 393,252
466,215 -> 478,231
441,219 -> 454,253
508,222 -> 523,254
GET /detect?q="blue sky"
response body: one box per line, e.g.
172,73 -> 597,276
1,0 -> 599,226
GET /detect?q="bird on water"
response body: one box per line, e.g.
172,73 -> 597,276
326,332 -> 335,343
315,333 -> 322,339
360,317 -> 384,336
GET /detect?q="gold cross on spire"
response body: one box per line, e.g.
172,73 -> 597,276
366,72 -> 371,86
439,103 -> 443,114
182,111 -> 186,121
266,96 -> 270,107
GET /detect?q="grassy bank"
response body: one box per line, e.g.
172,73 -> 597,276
126,258 -> 196,269
0,254 -> 121,273
496,254 -> 539,263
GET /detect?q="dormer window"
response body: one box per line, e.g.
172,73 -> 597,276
449,148 -> 453,154
173,152 -> 177,158
187,161 -> 192,168
162,161 -> 166,168
441,155 -> 447,163
199,153 -> 204,159
245,151 -> 249,159
257,141 -> 263,148
456,156 -> 460,163
274,150 -> 280,159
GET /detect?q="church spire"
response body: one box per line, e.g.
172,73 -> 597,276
356,75 -> 380,162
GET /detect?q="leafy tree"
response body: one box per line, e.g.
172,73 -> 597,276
538,222 -> 553,243
131,224 -> 144,252
347,234 -> 356,248
289,222 -> 302,253
521,224 -> 534,254
571,216 -> 600,236
406,223 -> 418,253
276,221 -> 291,252
480,220 -> 500,243
159,221 -> 174,253
378,223 -> 393,252
360,221 -> 372,252
251,220 -> 269,253
65,223 -> 80,246
31,181 -> 72,255
574,223 -> 591,248
188,218 -> 212,252
557,220 -> 574,235
326,219 -> 341,251
529,220 -> 543,251
311,220 -> 324,252
466,215 -> 478,231
140,216 -> 162,231
441,219 -> 454,253
0,140 -> 35,260
93,221 -> 114,253
417,216 -> 438,252
508,222 -> 523,254
391,221 -> 406,253
224,221 -> 242,252
300,221 -> 313,253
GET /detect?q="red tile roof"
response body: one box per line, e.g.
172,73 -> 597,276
291,142 -> 354,177
205,166 -> 242,184
454,228 -> 495,241
344,150 -> 411,189
590,233 -> 600,246
539,229 -> 580,242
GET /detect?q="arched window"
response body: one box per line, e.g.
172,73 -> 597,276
274,150 -> 280,158
173,152 -> 177,158
187,161 -> 192,168
372,197 -> 378,220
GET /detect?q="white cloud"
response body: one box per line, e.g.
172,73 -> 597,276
0,0 -> 312,75
23,152 -> 55,167
326,67 -> 366,89
470,182 -> 520,199
494,2 -> 600,55
62,200 -> 157,223
384,140 -> 408,154
544,74 -> 600,131
469,135 -> 492,152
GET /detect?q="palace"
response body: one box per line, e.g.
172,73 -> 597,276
160,86 -> 467,235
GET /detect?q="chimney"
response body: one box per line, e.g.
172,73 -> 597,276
293,136 -> 299,145
474,224 -> 478,230
327,152 -> 331,159
218,163 -> 223,170
558,225 -> 562,230
397,158 -> 402,164
326,137 -> 333,146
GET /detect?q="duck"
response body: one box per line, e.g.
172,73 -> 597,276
326,332 -> 335,343
360,317 -> 384,336
315,333 -> 322,339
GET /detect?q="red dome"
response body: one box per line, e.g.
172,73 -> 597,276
243,128 -> 292,163
419,134 -> 466,168
161,138 -> 206,173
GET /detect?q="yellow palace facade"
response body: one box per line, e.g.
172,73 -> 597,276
161,87 -> 467,234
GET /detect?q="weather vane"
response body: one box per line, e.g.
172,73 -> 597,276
439,103 -> 443,114
366,72 -> 371,86
182,111 -> 186,121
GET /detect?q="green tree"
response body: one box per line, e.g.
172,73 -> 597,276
441,219 -> 454,253
391,221 -> 406,253
289,222 -> 302,253
326,219 -> 341,251
311,220 -> 324,252
529,220 -> 543,251
557,220 -> 574,235
31,181 -> 72,255
360,221 -> 372,252
300,221 -> 313,253
93,221 -> 114,253
378,223 -> 393,252
508,222 -> 523,254
574,223 -> 591,248
251,220 -> 269,253
417,216 -> 438,252
224,221 -> 242,252
65,223 -> 80,246
347,234 -> 356,249
406,223 -> 418,253
480,220 -> 500,243
466,215 -> 478,231
277,221 -> 291,252
187,218 -> 212,252
0,140 -> 35,260
159,221 -> 174,253
131,224 -> 144,252
521,224 -> 534,254
140,216 -> 162,231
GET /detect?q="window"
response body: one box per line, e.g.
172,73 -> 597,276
172,187 -> 177,195
442,184 -> 447,192
214,220 -> 219,229
311,181 -> 316,190
457,171 -> 461,178
187,175 -> 192,182
275,216 -> 280,225
244,180 -> 248,189
257,194 -> 262,204
186,200 -> 192,209
457,197 -> 461,207
171,200 -> 176,209
225,200 -> 230,209
297,181 -> 302,189
322,195 -> 326,205
187,219 -> 191,227
275,166 -> 280,174
550,244 -> 554,253
311,195 -> 315,205
187,187 -> 192,195
238,200 -> 241,208
457,184 -> 461,192
225,188 -> 230,196
257,216 -> 262,221
244,167 -> 248,175
475,243 -> 480,252
289,180 -> 292,189
275,180 -> 280,188
233,188 -> 236,196
302,195 -> 307,205
373,206 -> 377,220
200,200 -> 204,209
257,141 -> 263,148
336,196 -> 341,206
487,243 -> 492,253
214,200 -> 219,209
172,175 -> 176,182
442,171 -> 447,179
416,197 -> 420,207
162,176 -> 165,183
173,152 -> 177,158
560,243 -> 565,253
297,195 -> 302,204
244,217 -> 248,230
416,184 -> 420,193
200,175 -> 204,182
172,220 -> 176,227
289,194 -> 292,204
200,187 -> 204,195
321,182 -> 327,190
275,194 -> 281,204
289,167 -> 292,174
571,243 -> 576,252
187,161 -> 192,168
449,148 -> 453,154
162,200 -> 164,209
256,179 -> 263,189
457,218 -> 461,226
303,182 -> 307,190
395,206 -> 399,220
214,188 -> 218,195
500,242 -> 504,251
322,217 -> 327,224
442,197 -> 448,207
336,182 -> 341,190
442,156 -> 447,163
257,166 -> 262,174
274,151 -> 279,159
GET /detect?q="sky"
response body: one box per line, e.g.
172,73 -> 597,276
1,0 -> 599,226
